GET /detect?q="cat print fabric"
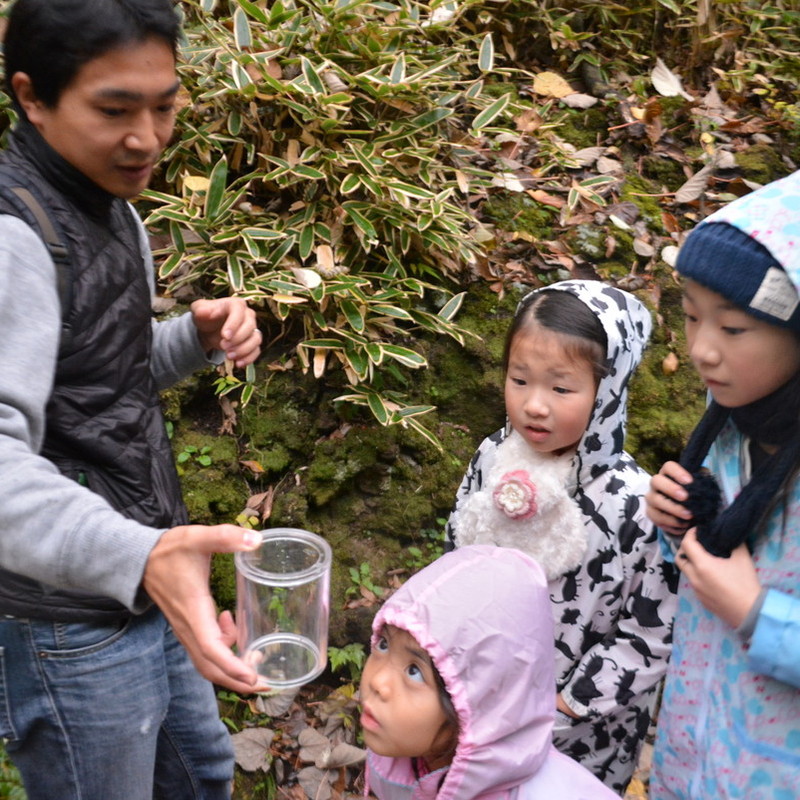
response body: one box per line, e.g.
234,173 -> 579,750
447,280 -> 679,793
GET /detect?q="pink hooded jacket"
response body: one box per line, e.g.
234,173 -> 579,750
365,546 -> 616,800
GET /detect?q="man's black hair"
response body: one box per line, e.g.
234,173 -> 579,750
3,0 -> 180,110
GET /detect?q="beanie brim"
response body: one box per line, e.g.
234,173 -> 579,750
676,222 -> 800,333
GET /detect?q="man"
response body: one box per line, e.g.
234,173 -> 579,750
0,1 -> 264,797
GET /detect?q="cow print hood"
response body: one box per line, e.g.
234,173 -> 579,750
513,280 -> 652,491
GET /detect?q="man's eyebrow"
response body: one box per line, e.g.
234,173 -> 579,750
93,81 -> 181,102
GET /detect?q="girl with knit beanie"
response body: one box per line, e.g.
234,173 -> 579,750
646,170 -> 800,799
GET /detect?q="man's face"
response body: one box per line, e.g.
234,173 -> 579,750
20,36 -> 178,199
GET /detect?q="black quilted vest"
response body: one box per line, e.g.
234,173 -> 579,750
0,122 -> 187,621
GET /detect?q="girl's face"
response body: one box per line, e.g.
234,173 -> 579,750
682,279 -> 800,408
504,328 -> 598,456
360,625 -> 454,770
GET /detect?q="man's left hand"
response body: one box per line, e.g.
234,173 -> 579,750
191,298 -> 261,368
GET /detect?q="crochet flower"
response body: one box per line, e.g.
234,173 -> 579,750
493,470 -> 537,520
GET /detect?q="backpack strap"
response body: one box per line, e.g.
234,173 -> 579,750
0,170 -> 73,314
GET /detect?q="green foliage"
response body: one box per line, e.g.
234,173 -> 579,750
177,443 -> 214,467
405,518 -> 446,570
465,0 -> 800,84
0,743 -> 25,800
140,0 -> 524,441
328,642 -> 367,683
345,561 -> 384,598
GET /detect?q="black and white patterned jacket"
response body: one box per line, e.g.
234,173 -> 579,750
446,279 -> 679,794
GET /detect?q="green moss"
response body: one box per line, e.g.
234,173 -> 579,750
481,81 -> 520,100
567,224 -> 605,260
598,260 -> 634,279
173,429 -> 249,524
620,173 -> 663,228
482,193 -> 557,238
558,106 -> 608,148
735,144 -> 788,186
657,96 -> 691,131
305,433 -> 385,507
626,285 -> 706,473
256,443 -> 291,475
640,154 -> 686,192
245,388 -> 316,455
180,464 -> 248,521
564,225 -> 636,278
211,552 -> 237,612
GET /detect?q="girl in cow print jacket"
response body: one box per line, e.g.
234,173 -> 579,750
446,280 -> 678,794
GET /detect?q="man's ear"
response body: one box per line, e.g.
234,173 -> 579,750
11,72 -> 44,125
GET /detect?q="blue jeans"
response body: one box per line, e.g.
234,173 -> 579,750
0,606 -> 234,800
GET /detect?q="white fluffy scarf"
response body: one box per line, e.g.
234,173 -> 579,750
450,430 -> 587,580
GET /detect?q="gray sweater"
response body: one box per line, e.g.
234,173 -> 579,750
0,210 -> 214,613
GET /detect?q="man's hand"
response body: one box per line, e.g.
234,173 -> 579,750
645,460 -> 694,536
676,528 -> 761,629
143,524 -> 265,693
191,297 -> 261,368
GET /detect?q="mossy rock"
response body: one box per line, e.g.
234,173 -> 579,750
482,192 -> 557,238
735,144 -> 789,186
564,224 -> 638,280
627,282 -> 706,473
657,96 -> 692,132
172,428 -> 246,524
640,154 -> 686,192
620,173 -> 664,228
558,105 -> 608,149
263,415 -> 479,647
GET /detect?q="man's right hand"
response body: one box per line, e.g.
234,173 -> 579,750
143,524 -> 265,693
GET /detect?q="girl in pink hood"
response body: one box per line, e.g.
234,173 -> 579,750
360,545 -> 616,800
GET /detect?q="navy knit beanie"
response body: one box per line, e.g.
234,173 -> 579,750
676,221 -> 800,333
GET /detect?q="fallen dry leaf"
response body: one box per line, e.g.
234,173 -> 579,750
662,351 -> 680,375
531,71 -> 574,98
597,156 -> 623,174
491,172 -> 528,192
674,162 -> 715,204
232,727 -> 275,772
720,116 -> 770,135
298,766 -> 333,800
561,92 -> 598,109
527,189 -> 565,209
661,211 -> 681,234
251,687 -> 297,717
651,58 -> 693,101
633,237 -> 655,258
661,244 -> 679,267
298,727 -> 331,765
241,460 -> 265,475
570,146 -> 605,167
514,108 -> 544,133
